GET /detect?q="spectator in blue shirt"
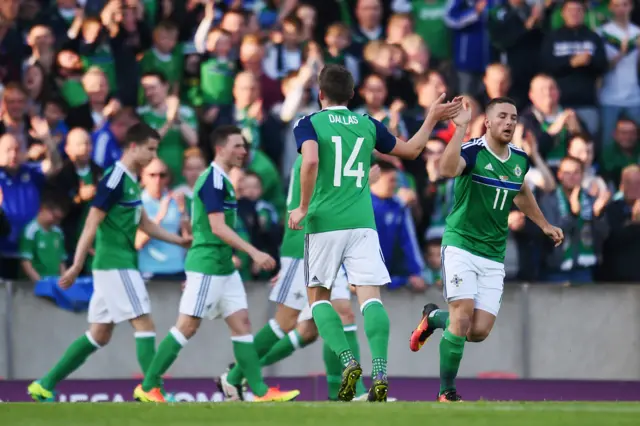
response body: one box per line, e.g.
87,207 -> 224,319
92,107 -> 138,170
445,0 -> 501,94
370,160 -> 426,292
135,158 -> 188,280
0,133 -> 61,278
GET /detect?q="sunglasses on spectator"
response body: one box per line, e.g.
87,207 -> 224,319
148,172 -> 168,178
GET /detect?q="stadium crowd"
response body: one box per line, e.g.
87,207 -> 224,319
0,0 -> 639,291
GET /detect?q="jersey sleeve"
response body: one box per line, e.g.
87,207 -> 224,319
56,230 -> 68,262
367,115 -> 396,154
92,171 -> 124,211
460,141 -> 484,175
19,228 -> 35,260
197,170 -> 226,214
293,115 -> 318,153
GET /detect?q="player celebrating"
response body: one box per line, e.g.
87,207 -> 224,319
408,97 -> 564,402
289,64 -> 462,402
134,125 -> 300,403
28,123 -> 192,402
218,160 -> 382,402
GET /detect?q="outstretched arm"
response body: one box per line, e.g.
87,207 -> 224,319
440,99 -> 473,178
387,94 -> 462,160
514,183 -> 564,247
139,209 -> 189,247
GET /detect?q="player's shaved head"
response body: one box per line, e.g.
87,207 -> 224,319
318,64 -> 354,105
211,125 -> 243,148
124,122 -> 161,147
485,96 -> 516,115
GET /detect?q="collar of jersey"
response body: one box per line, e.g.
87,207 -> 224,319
211,161 -> 231,180
322,106 -> 349,111
479,136 -> 511,163
115,161 -> 138,182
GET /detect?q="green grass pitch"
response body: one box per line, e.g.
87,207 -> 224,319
1,402 -> 640,426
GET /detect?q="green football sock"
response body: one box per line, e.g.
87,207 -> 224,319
260,330 -> 308,367
227,319 -> 283,385
429,309 -> 450,330
134,332 -> 156,374
344,325 -> 367,396
362,299 -> 389,377
439,329 -> 466,394
40,332 -> 100,390
312,301 -> 354,367
232,335 -> 269,397
323,341 -> 342,400
142,328 -> 186,392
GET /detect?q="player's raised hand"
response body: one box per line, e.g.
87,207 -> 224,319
426,93 -> 462,123
59,263 -> 83,289
251,250 -> 276,271
288,207 -> 306,230
543,224 -> 564,247
452,98 -> 472,126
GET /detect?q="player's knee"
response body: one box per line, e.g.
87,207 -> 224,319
274,309 -> 298,333
449,314 -> 472,336
467,325 -> 491,342
88,329 -> 112,347
297,320 -> 318,343
467,330 -> 489,343
225,309 -> 252,336
176,314 -> 201,340
333,304 -> 355,325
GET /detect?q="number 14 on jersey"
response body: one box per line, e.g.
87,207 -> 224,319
332,136 -> 365,188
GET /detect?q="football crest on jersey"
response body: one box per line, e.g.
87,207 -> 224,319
514,165 -> 522,178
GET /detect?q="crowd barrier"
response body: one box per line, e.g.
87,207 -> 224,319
1,281 -> 639,381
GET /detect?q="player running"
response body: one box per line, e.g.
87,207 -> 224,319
288,64 -> 462,402
133,125 -> 300,403
28,123 -> 192,402
408,97 -> 564,402
218,159 -> 381,402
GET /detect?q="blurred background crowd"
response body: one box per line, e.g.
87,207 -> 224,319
0,0 -> 639,292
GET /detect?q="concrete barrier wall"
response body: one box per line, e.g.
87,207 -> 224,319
1,281 -> 639,380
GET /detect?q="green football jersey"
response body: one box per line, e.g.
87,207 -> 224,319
293,106 -> 397,234
137,104 -> 198,184
200,57 -> 236,106
184,162 -> 237,276
19,219 -> 66,277
280,156 -> 304,259
92,162 -> 143,270
442,138 -> 530,263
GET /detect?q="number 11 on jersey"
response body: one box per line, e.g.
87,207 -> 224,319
493,188 -> 508,210
332,136 -> 365,188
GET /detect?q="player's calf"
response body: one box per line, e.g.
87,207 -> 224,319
466,309 -> 496,342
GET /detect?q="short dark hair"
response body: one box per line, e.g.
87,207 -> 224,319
210,125 -> 243,150
375,160 -> 397,172
318,64 -> 354,105
154,20 -> 179,34
282,14 -> 302,31
124,122 -> 160,147
141,71 -> 168,85
244,170 -> 263,184
568,132 -> 593,147
560,155 -> 584,171
616,114 -> 637,126
40,190 -> 69,213
486,96 -> 517,113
